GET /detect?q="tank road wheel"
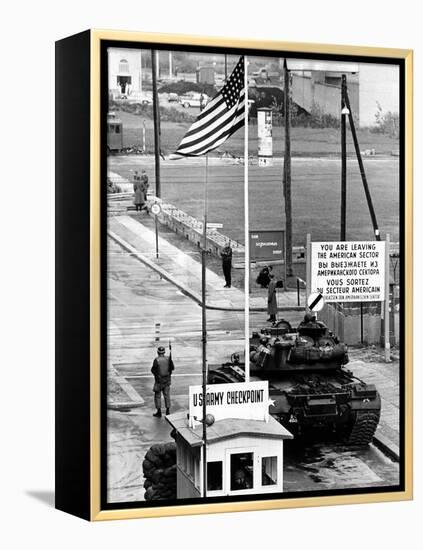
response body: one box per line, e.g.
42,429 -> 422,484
346,410 -> 381,446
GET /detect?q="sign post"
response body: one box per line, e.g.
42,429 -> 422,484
151,202 -> 162,259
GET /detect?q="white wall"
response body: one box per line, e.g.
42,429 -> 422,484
359,63 -> 400,126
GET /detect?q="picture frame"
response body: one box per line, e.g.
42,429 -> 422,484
55,29 -> 413,521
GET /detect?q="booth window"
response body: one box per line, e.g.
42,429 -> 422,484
230,452 -> 254,491
262,456 -> 278,486
207,461 -> 223,491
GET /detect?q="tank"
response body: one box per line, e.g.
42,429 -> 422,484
208,315 -> 381,446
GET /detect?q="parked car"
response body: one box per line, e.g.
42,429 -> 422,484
168,92 -> 179,102
180,92 -> 209,108
140,93 -> 153,105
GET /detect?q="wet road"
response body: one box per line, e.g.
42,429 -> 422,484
107,237 -> 399,503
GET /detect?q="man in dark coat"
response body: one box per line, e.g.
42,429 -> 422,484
267,273 -> 278,323
256,265 -> 273,288
151,346 -> 174,417
221,242 -> 233,288
133,171 -> 144,211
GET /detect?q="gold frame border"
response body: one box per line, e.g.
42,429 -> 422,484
90,29 -> 413,521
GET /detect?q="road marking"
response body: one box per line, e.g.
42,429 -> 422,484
110,365 -> 145,404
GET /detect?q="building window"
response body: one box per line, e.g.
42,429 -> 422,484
207,461 -> 223,491
230,452 -> 253,491
262,456 -> 278,486
119,59 -> 129,73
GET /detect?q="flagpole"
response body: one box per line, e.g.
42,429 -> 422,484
244,57 -> 250,383
201,153 -> 208,498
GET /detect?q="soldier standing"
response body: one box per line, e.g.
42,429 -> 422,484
221,241 -> 233,288
151,345 -> 174,417
267,273 -> 278,323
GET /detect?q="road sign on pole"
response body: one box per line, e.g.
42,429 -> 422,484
151,202 -> 161,216
307,292 -> 325,312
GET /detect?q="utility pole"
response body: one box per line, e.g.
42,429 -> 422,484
344,87 -> 380,241
201,155 -> 209,498
283,59 -> 293,277
151,50 -> 161,198
341,74 -> 347,241
169,51 -> 172,78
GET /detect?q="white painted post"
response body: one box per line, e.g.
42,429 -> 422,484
306,233 -> 311,309
385,234 -> 391,362
244,56 -> 250,382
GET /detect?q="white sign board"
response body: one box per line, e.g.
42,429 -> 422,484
207,223 -> 223,229
189,381 -> 269,427
311,241 -> 386,302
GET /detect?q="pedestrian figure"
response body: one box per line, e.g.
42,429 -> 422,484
221,241 -> 232,288
151,345 -> 174,417
256,265 -> 273,288
267,273 -> 278,323
133,171 -> 144,212
140,169 -> 149,210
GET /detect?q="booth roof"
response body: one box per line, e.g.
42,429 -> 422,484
165,411 -> 293,448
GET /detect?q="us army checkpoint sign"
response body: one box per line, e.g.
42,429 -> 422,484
188,381 -> 270,427
311,241 -> 386,302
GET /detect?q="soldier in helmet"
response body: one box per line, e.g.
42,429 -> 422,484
151,345 -> 175,418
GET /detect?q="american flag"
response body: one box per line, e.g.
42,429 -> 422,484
173,56 -> 245,157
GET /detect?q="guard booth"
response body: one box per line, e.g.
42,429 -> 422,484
166,381 -> 293,499
107,112 -> 123,152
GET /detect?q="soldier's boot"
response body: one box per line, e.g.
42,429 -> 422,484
153,409 -> 162,418
166,408 -> 170,415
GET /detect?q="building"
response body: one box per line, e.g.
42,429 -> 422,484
108,48 -> 144,99
196,66 -> 215,85
291,70 -> 360,121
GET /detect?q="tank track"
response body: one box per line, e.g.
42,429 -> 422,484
346,410 -> 380,446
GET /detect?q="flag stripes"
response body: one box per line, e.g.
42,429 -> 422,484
174,56 -> 245,157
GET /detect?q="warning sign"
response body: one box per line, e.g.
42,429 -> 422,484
311,241 -> 386,302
